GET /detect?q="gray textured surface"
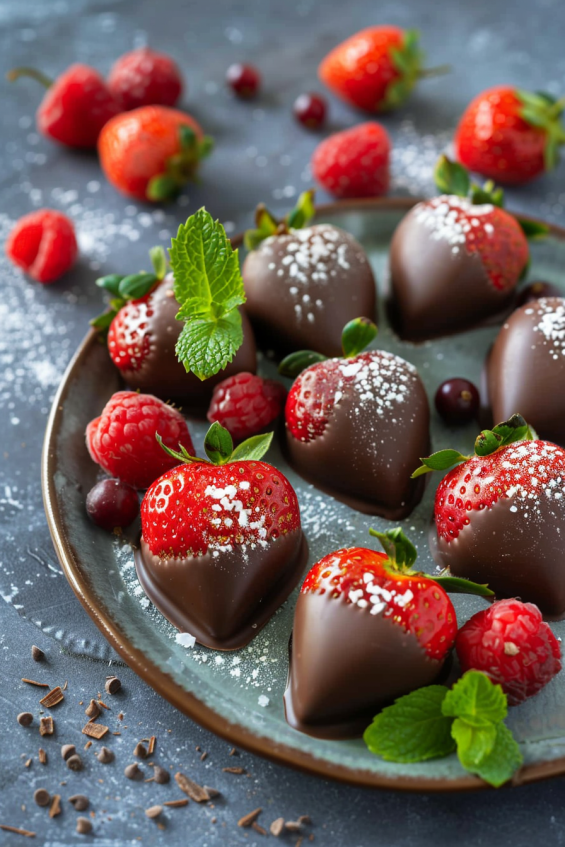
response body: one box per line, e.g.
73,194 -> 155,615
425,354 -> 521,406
2,0 -> 565,843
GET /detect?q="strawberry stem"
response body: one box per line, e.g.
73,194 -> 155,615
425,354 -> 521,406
418,64 -> 451,79
7,67 -> 53,88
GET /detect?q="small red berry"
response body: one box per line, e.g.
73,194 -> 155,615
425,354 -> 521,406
293,92 -> 327,129
226,63 -> 260,98
516,281 -> 562,307
435,378 -> 480,426
86,390 -> 194,489
311,122 -> 390,198
108,47 -> 183,111
207,372 -> 286,442
6,209 -> 78,284
86,478 -> 139,532
456,599 -> 562,705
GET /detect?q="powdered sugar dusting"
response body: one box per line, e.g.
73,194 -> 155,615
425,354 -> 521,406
414,195 -> 494,255
530,298 -> 565,360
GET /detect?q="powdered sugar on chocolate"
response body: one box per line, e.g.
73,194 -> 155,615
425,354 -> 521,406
529,298 -> 565,361
414,195 -> 494,255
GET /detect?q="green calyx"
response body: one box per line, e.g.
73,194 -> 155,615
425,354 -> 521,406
89,245 -> 168,333
156,421 -> 273,466
412,413 -> 535,479
516,89 -> 565,171
6,66 -> 53,88
383,30 -> 450,112
244,190 -> 315,251
146,125 -> 214,202
278,317 -> 377,379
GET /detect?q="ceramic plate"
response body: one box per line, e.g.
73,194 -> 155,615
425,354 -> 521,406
43,198 -> 565,791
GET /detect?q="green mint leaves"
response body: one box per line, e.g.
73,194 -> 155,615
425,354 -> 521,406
364,671 -> 523,787
156,422 -> 273,467
170,209 -> 246,381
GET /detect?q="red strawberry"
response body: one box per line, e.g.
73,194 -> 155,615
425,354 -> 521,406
98,105 -> 212,202
311,122 -> 390,198
456,599 -> 562,705
319,26 -> 447,113
207,372 -> 286,442
455,86 -> 565,185
86,390 -> 194,489
136,423 -> 307,649
108,47 -> 183,111
415,417 -> 565,617
8,64 -> 120,148
6,209 -> 77,283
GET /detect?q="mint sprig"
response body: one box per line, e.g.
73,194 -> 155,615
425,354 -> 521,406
170,209 -> 246,381
364,671 -> 523,787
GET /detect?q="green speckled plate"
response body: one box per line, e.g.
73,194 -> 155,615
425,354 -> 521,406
42,198 -> 565,791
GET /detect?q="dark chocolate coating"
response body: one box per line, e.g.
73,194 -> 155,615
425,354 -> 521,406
134,529 -> 308,650
389,204 -> 515,342
284,593 -> 442,739
285,352 -> 430,518
431,496 -> 565,619
115,275 -> 257,409
242,224 -> 377,357
485,297 -> 565,445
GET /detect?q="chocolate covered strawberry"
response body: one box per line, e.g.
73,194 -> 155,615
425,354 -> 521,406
242,191 -> 377,358
389,156 -> 532,342
281,318 -> 429,518
284,528 -> 491,738
136,423 -> 307,649
414,414 -> 565,617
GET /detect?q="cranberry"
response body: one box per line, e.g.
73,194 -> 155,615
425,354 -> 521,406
293,92 -> 327,129
226,63 -> 260,98
516,281 -> 562,307
435,378 -> 480,426
86,479 -> 139,532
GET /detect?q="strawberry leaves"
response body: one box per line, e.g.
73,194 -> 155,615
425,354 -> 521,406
156,422 -> 273,467
171,209 -> 246,381
516,90 -> 565,171
364,671 -> 523,787
341,317 -> 378,358
244,190 -> 316,250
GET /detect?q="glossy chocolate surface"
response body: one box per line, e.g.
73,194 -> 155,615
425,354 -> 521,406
485,297 -> 565,445
242,224 -> 377,357
115,275 -> 257,408
284,593 -> 442,739
134,529 -> 308,650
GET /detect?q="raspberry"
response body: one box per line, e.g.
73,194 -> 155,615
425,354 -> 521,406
108,47 -> 183,111
86,391 -> 194,489
207,372 -> 286,442
311,122 -> 390,199
6,209 -> 78,284
456,599 -> 562,705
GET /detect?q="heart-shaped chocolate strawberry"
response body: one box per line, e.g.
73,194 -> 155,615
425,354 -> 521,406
484,297 -> 565,445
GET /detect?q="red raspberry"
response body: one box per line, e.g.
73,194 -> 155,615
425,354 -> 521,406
6,209 -> 78,284
311,122 -> 390,198
86,391 -> 194,489
456,599 -> 562,705
207,372 -> 286,442
108,47 -> 183,111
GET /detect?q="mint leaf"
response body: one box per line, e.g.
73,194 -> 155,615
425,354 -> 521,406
204,422 -> 234,464
363,686 -> 455,763
175,309 -> 243,381
411,449 -> 468,478
442,671 -> 507,724
452,716 -> 497,768
230,432 -> 273,462
469,723 -> 523,788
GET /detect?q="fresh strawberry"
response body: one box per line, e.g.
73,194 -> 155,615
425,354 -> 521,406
86,390 -> 194,489
108,47 -> 183,110
456,599 -> 562,705
455,86 -> 565,185
311,122 -> 390,198
207,372 -> 286,442
98,105 -> 212,202
319,26 -> 447,113
8,64 -> 120,148
6,209 -> 78,283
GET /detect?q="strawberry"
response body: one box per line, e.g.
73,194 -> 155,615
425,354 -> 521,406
86,390 -> 194,489
456,599 -> 562,706
455,86 -> 565,185
8,64 -> 120,148
136,423 -> 307,649
6,209 -> 77,283
108,47 -> 183,111
97,105 -> 212,202
207,372 -> 286,442
414,415 -> 565,617
319,26 -> 448,113
311,122 -> 390,198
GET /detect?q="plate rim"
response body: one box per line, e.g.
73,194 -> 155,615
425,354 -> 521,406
42,196 -> 565,792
